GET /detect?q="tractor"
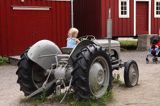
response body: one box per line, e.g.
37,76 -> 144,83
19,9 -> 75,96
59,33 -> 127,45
16,9 -> 139,102
16,35 -> 139,102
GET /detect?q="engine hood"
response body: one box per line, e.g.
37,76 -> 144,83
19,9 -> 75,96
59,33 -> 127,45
93,39 -> 120,48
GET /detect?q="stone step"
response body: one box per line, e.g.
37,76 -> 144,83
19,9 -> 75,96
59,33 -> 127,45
9,56 -> 20,66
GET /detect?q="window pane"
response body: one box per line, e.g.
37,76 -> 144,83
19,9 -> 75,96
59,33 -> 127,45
121,7 -> 123,10
157,7 -> 159,10
157,2 -> 159,6
121,2 -> 124,5
124,11 -> 127,15
156,11 -> 159,15
121,11 -> 124,15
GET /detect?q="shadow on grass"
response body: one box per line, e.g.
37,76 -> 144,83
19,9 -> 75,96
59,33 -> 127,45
20,91 -> 113,106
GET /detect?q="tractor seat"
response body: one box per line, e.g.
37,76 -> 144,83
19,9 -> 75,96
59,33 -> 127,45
61,47 -> 73,54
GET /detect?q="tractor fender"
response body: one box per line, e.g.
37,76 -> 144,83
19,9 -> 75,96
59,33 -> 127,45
69,40 -> 95,65
27,40 -> 62,70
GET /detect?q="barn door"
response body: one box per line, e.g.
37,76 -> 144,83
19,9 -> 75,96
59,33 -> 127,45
9,4 -> 52,55
136,2 -> 149,34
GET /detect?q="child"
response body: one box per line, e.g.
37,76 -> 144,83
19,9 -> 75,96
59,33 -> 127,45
150,45 -> 158,56
149,37 -> 159,56
67,28 -> 80,48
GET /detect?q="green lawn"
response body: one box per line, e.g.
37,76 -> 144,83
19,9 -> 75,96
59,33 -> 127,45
0,56 -> 9,65
119,39 -> 138,50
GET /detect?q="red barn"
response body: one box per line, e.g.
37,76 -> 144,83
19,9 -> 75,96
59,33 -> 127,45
74,0 -> 160,38
1,0 -> 160,56
0,0 -> 71,56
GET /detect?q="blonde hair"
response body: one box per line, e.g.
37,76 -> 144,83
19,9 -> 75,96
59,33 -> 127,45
68,28 -> 79,37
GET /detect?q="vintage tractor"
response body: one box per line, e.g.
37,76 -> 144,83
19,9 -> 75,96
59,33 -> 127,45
16,35 -> 139,102
16,8 -> 139,102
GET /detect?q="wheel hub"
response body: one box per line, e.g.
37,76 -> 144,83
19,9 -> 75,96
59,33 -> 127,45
89,56 -> 110,98
129,64 -> 138,86
97,69 -> 105,85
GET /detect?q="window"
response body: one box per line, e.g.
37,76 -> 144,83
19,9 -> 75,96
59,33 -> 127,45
155,0 -> 160,18
119,0 -> 130,18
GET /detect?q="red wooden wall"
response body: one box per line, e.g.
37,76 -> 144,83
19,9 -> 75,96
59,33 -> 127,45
0,0 -> 8,56
74,0 -> 134,38
0,0 -> 71,56
74,0 -> 101,38
100,0 -> 134,37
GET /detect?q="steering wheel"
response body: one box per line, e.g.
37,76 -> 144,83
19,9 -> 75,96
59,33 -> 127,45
79,35 -> 96,41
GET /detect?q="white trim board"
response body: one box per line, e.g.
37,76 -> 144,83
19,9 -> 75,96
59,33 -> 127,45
134,0 -> 151,36
46,0 -> 71,1
12,6 -> 51,11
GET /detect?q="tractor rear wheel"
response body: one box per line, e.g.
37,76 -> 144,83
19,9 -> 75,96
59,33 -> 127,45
16,53 -> 55,97
71,44 -> 112,100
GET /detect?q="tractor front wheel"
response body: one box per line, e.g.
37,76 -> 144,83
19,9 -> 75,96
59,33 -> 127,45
124,60 -> 139,87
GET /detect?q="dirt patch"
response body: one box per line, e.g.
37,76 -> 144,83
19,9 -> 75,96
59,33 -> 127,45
108,51 -> 160,106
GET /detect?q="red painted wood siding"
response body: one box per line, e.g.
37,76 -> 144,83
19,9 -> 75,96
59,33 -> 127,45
0,0 -> 9,55
100,0 -> 134,37
0,0 -> 71,56
136,2 -> 148,34
74,0 -> 101,38
74,0 -> 134,38
74,0 -> 160,38
0,1 -> 1,55
151,1 -> 160,34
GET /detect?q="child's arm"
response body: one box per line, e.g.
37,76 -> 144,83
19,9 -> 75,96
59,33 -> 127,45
73,38 -> 80,44
76,38 -> 80,44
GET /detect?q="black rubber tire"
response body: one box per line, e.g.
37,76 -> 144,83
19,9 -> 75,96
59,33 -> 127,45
146,57 -> 149,64
71,44 -> 112,100
124,60 -> 139,87
16,53 -> 55,97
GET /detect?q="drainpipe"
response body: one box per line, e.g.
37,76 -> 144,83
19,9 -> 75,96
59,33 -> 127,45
71,0 -> 74,27
107,8 -> 112,54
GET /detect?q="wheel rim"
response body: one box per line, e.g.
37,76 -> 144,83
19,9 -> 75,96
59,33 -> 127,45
89,56 -> 110,98
129,63 -> 139,86
32,64 -> 54,89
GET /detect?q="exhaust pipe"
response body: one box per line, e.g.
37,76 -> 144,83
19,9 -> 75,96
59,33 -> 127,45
107,8 -> 112,54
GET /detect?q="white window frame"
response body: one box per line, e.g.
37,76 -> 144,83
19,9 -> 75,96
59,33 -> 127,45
119,0 -> 130,18
154,0 -> 160,18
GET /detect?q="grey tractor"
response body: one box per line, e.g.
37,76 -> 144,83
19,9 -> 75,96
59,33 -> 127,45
16,35 -> 139,102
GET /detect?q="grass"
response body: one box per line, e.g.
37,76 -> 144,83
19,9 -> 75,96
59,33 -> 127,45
113,73 -> 123,86
119,40 -> 138,50
21,97 -> 47,106
21,90 -> 113,106
20,92 -> 47,106
119,40 -> 138,46
54,91 -> 113,106
0,56 -> 9,65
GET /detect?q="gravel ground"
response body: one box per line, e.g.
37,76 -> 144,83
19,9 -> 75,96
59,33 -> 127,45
0,51 -> 160,106
108,51 -> 160,106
